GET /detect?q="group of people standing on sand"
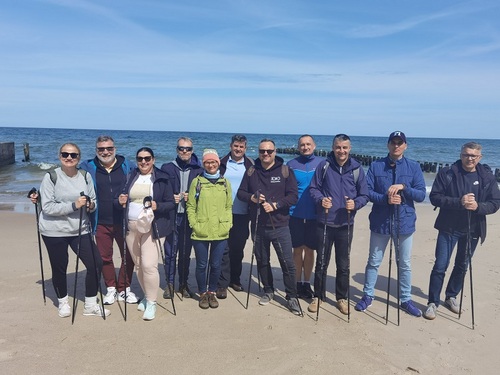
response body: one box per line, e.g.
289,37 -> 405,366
30,131 -> 500,322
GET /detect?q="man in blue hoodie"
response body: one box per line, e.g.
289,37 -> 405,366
355,131 -> 426,318
161,137 -> 203,299
308,134 -> 369,315
287,135 -> 324,299
79,135 -> 136,305
237,139 -> 301,315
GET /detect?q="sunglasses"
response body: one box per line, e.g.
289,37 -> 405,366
259,149 -> 275,155
177,146 -> 193,152
136,156 -> 153,162
60,152 -> 79,159
96,146 -> 115,153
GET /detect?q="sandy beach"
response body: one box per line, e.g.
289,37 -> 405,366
1,203 -> 499,374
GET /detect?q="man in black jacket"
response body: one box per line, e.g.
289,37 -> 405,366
423,141 -> 500,320
237,139 -> 301,315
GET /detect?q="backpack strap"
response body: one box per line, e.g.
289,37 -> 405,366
47,169 -> 88,185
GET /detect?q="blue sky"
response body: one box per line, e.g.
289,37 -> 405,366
1,0 -> 499,138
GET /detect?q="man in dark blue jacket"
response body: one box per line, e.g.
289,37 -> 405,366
79,135 -> 136,305
237,138 -> 301,315
423,142 -> 500,320
161,137 -> 202,299
308,134 -> 369,315
355,131 -> 426,318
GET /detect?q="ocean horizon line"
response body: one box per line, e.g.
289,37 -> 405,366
2,126 -> 498,142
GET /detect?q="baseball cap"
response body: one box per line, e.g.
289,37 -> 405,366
388,131 -> 407,144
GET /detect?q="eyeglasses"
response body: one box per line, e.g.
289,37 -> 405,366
60,152 -> 79,159
461,154 -> 481,160
259,149 -> 275,155
96,146 -> 115,153
177,146 -> 193,152
136,156 -> 153,162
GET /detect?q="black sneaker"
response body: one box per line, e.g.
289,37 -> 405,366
302,283 -> 314,299
163,283 -> 174,299
178,284 -> 194,299
296,282 -> 306,298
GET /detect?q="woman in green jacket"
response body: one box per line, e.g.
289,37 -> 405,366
187,149 -> 233,309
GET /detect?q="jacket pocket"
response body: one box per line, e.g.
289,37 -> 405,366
193,217 -> 209,238
219,217 -> 231,238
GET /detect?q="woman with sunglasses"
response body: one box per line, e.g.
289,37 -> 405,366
37,143 -> 110,318
118,147 -> 174,320
186,149 -> 232,309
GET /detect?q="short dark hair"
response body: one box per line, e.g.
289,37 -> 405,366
260,138 -> 275,147
332,133 -> 351,146
231,134 -> 247,145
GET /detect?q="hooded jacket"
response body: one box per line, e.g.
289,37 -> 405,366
186,175 -> 233,241
430,161 -> 500,244
80,155 -> 134,232
237,156 -> 298,228
367,154 -> 426,235
309,153 -> 369,226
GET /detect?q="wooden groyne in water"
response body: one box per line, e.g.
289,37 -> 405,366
276,147 -> 500,182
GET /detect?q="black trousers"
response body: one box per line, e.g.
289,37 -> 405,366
42,234 -> 103,298
218,214 -> 250,288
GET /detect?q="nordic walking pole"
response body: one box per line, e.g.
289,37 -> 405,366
71,192 -> 85,325
459,210 -> 475,329
82,194 -> 107,320
246,190 -> 261,309
316,208 -> 329,322
385,208 -> 394,325
346,199 -> 352,323
266,199 -> 304,317
28,188 -> 46,305
147,196 -> 176,316
395,201 -> 401,326
122,204 -> 128,321
467,210 -> 475,329
178,191 -> 188,301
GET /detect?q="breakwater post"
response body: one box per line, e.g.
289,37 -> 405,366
23,143 -> 30,162
0,142 -> 15,167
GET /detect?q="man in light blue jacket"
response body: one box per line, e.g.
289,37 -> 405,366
355,131 -> 426,317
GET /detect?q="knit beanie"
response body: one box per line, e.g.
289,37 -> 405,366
202,148 -> 220,164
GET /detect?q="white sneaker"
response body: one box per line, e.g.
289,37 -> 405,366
83,304 -> 111,317
117,287 -> 139,304
58,296 -> 71,318
103,287 -> 117,305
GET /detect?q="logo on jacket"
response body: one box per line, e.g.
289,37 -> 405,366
271,176 -> 281,183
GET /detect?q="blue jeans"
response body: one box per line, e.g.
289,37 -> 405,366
163,214 -> 193,286
254,226 -> 297,298
363,231 -> 414,303
192,240 -> 227,294
427,230 -> 478,306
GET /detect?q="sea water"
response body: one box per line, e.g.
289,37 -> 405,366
1,126 -> 499,212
